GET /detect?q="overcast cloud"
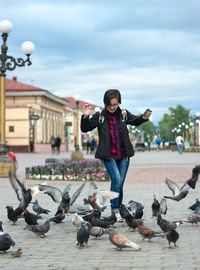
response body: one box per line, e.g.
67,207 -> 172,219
1,0 -> 200,123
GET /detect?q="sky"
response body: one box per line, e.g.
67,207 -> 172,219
1,0 -> 200,124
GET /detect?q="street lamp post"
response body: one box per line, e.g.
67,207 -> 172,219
0,19 -> 35,176
71,94 -> 83,160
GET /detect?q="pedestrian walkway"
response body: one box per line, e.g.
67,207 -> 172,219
0,151 -> 200,270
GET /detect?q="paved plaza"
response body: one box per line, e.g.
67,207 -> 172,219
0,150 -> 200,270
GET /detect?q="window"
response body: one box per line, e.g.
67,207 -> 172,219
9,126 -> 14,132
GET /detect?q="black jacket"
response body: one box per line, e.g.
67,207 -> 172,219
81,107 -> 147,160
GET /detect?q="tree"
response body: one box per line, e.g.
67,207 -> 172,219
159,104 -> 190,141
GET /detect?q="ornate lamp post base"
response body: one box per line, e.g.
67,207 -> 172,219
70,145 -> 84,160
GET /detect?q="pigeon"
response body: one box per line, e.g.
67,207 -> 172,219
88,210 -> 116,228
8,171 -> 39,210
136,219 -> 165,241
151,195 -> 167,218
38,182 -> 85,215
119,204 -> 137,231
72,213 -> 84,229
77,222 -> 90,248
0,232 -> 15,252
126,200 -> 144,219
87,223 -> 108,239
6,206 -> 24,225
164,165 -> 200,201
157,214 -> 182,233
68,203 -> 93,215
28,218 -> 53,238
32,200 -> 51,215
166,229 -> 179,247
87,182 -> 119,211
188,199 -> 200,211
180,215 -> 200,225
24,209 -> 41,226
11,248 -> 22,257
51,208 -> 65,224
185,165 -> 200,189
164,178 -> 190,201
108,228 -> 141,251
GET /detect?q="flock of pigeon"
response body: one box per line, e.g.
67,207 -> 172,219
0,164 -> 200,255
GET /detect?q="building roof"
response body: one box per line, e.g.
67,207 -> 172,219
5,77 -> 67,106
6,77 -> 43,92
63,97 -> 102,110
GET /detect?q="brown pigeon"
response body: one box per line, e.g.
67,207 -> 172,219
136,219 -> 165,241
109,228 -> 141,251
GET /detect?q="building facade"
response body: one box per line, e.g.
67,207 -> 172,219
6,77 -> 68,152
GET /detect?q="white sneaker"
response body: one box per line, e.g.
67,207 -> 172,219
115,212 -> 123,222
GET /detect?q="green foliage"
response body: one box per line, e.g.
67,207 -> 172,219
139,120 -> 156,141
159,105 -> 190,141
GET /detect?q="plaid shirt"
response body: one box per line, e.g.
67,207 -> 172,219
107,110 -> 126,160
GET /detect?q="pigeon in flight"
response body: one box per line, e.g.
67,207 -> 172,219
188,199 -> 200,211
87,182 -> 119,212
109,228 -> 141,251
164,165 -> 200,201
126,200 -> 144,219
119,204 -> 137,231
38,182 -> 85,215
151,195 -> 167,218
8,171 -> 39,210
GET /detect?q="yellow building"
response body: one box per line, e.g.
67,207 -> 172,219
6,77 -> 68,152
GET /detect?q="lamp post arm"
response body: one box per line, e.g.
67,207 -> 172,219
0,33 -> 32,75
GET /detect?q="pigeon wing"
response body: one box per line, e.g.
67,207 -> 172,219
8,171 -> 25,201
160,197 -> 167,215
165,178 -> 180,195
38,184 -> 62,203
70,183 -> 85,206
88,182 -> 98,196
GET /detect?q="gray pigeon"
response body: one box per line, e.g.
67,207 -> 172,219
28,218 -> 53,238
77,222 -> 90,248
181,215 -> 200,225
0,232 -> 15,252
32,200 -> 51,215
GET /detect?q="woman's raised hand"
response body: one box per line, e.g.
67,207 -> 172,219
83,104 -> 92,118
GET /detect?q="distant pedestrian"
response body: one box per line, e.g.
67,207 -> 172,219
90,136 -> 97,154
55,136 -> 61,154
50,135 -> 56,154
147,139 -> 151,151
176,134 -> 184,154
155,136 -> 162,151
86,136 -> 92,154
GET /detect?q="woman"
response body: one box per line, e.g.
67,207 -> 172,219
81,89 -> 151,221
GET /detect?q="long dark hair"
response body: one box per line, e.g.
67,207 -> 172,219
103,89 -> 121,106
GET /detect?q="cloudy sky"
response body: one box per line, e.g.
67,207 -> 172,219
1,0 -> 200,124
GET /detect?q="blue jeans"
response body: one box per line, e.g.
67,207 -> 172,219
177,144 -> 183,154
104,158 -> 130,212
